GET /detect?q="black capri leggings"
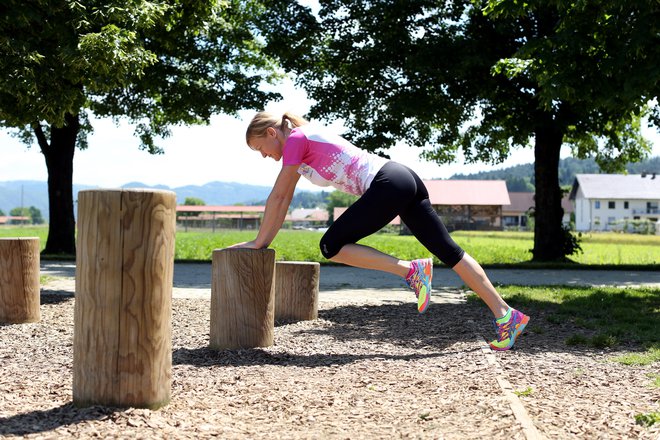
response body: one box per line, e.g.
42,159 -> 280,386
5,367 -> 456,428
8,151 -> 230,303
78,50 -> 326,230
320,161 -> 465,267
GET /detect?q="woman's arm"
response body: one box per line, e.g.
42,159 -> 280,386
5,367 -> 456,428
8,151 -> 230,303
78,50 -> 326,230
229,165 -> 301,249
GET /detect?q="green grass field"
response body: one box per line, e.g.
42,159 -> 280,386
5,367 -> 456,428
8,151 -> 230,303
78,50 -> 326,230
1,226 -> 658,267
468,285 -> 660,365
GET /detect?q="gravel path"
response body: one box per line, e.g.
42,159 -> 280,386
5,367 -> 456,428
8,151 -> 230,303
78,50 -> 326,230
0,262 -> 657,439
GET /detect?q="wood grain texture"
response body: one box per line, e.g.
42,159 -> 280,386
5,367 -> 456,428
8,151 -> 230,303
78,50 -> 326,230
275,261 -> 319,323
0,237 -> 40,324
73,189 -> 175,409
210,248 -> 275,349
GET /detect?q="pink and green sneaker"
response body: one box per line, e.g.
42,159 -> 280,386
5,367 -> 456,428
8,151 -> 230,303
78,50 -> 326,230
489,308 -> 530,351
405,258 -> 433,314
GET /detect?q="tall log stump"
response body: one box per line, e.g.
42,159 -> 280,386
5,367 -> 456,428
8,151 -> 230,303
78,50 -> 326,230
275,261 -> 319,323
0,237 -> 40,324
73,189 -> 176,409
210,248 -> 275,349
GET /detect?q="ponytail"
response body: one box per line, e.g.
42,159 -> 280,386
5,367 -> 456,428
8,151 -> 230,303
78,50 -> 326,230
281,112 -> 308,130
246,111 -> 309,145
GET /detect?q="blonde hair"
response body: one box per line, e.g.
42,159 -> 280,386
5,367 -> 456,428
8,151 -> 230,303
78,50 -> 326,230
245,111 -> 309,144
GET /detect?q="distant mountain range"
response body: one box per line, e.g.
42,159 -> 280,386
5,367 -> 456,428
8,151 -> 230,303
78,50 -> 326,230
2,156 -> 658,221
0,180 -> 274,221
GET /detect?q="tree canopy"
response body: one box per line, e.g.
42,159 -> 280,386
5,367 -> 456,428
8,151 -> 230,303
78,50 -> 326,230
0,0 -> 289,254
267,0 -> 659,260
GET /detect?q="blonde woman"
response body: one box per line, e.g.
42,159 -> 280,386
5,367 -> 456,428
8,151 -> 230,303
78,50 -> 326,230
230,111 -> 529,351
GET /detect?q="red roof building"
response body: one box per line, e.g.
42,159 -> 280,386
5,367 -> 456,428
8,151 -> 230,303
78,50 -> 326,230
423,180 -> 510,231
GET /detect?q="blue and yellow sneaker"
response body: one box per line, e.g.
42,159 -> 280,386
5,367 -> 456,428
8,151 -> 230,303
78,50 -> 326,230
489,308 -> 530,351
405,258 -> 433,314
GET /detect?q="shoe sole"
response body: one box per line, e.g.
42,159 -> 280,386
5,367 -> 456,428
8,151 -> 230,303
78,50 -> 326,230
417,259 -> 433,314
418,286 -> 430,314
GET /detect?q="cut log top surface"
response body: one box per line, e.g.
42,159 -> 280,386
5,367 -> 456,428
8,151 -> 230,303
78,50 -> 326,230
80,188 -> 176,195
0,237 -> 39,240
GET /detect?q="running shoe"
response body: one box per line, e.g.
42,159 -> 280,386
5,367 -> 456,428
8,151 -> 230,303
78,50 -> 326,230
405,258 -> 433,314
489,308 -> 530,351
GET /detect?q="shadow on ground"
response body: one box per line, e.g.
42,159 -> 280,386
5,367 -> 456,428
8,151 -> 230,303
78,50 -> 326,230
0,403 -> 118,437
173,301 -> 489,368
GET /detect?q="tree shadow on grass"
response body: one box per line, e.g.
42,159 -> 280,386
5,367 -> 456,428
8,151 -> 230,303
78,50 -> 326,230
0,403 -> 117,437
468,285 -> 660,356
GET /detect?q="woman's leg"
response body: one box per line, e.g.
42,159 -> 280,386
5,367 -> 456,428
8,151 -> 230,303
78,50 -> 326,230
398,172 -> 509,318
452,253 -> 509,318
330,243 -> 410,278
320,162 -> 417,278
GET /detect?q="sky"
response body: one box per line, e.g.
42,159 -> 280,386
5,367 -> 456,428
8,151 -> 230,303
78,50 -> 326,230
1,77 -> 659,193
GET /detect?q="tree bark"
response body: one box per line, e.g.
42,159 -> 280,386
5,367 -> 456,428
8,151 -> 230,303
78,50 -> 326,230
35,113 -> 79,256
532,120 -> 565,261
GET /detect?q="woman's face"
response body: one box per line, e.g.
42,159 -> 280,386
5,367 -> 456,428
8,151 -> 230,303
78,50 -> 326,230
248,127 -> 283,161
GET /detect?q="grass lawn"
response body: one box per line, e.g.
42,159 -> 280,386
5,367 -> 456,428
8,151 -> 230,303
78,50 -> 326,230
468,285 -> 660,366
1,226 -> 658,267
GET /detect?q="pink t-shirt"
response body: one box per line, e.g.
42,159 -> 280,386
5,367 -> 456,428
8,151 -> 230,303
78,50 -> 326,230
282,124 -> 389,195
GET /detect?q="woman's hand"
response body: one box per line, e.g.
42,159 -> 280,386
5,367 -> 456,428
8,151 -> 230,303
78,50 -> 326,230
226,240 -> 260,249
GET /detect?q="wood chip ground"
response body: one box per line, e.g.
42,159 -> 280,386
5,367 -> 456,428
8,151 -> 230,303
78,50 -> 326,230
0,288 -> 658,439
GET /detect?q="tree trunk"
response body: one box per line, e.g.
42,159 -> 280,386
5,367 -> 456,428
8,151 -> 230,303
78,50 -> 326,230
36,113 -> 79,256
532,120 -> 565,261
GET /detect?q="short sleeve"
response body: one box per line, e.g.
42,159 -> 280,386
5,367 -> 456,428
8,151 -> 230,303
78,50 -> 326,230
282,128 -> 307,166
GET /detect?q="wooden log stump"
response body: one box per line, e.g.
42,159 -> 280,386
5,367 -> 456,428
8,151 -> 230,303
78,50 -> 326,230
275,261 -> 319,323
0,237 -> 40,324
210,248 -> 275,349
73,189 -> 176,409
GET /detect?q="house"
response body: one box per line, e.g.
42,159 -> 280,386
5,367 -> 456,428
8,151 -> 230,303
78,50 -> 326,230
286,208 -> 329,229
423,180 -> 510,231
569,174 -> 660,232
333,180 -> 510,232
0,216 -> 31,225
176,205 -> 265,231
502,192 -> 534,229
502,192 -> 574,230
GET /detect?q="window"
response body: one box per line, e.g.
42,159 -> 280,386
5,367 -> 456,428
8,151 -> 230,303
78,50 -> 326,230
624,201 -> 629,209
608,201 -> 615,209
595,201 -> 600,209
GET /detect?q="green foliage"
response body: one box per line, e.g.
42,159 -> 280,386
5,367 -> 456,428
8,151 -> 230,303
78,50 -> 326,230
8,206 -> 45,224
613,348 -> 660,367
451,156 -> 660,190
561,225 -> 582,257
325,191 -> 359,221
184,197 -> 206,206
290,190 -> 330,210
266,0 -> 659,261
635,411 -> 660,427
0,0 -> 297,254
9,207 -> 29,217
513,387 -> 533,397
0,0 -> 284,148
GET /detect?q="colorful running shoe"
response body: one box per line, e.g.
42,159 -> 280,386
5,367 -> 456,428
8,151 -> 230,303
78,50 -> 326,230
489,308 -> 530,351
405,258 -> 433,314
